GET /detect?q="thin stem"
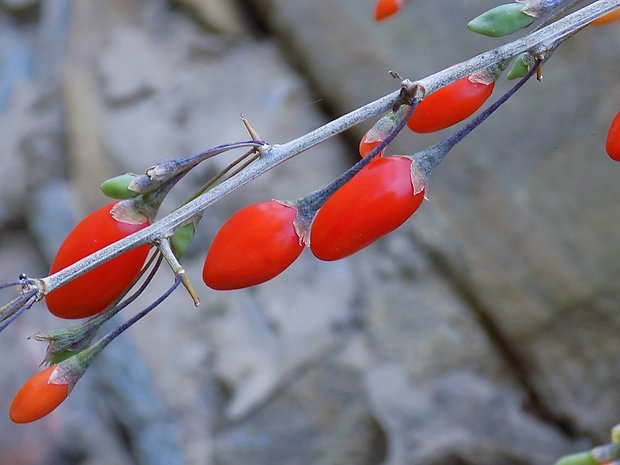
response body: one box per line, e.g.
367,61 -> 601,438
536,0 -> 588,29
0,280 -> 30,290
299,101 -> 418,212
89,252 -> 164,327
0,290 -> 37,333
183,148 -> 258,205
222,153 -> 261,183
94,276 -> 182,353
413,61 -> 540,178
38,0 -> 620,296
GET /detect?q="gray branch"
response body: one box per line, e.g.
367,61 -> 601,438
39,0 -> 620,296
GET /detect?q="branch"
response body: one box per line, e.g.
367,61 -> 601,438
37,0 -> 620,297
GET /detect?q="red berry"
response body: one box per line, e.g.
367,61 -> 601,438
203,200 -> 304,290
10,365 -> 69,423
407,75 -> 494,133
606,111 -> 620,161
592,8 -> 620,26
359,131 -> 384,158
45,202 -> 151,319
310,156 -> 424,261
375,0 -> 403,21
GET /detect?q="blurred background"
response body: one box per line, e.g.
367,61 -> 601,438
0,0 -> 619,464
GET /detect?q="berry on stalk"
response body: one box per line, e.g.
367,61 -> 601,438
203,200 -> 304,290
9,365 -> 69,423
310,156 -> 424,261
407,74 -> 495,134
45,202 -> 151,319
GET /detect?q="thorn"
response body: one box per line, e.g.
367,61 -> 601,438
156,237 -> 200,307
241,114 -> 262,142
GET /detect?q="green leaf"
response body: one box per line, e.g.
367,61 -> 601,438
507,52 -> 533,80
171,223 -> 195,258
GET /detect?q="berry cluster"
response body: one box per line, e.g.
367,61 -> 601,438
2,0 -> 619,427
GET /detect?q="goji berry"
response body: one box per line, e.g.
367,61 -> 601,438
606,111 -> 620,161
407,75 -> 494,133
310,156 -> 424,260
374,0 -> 403,22
592,8 -> 620,26
45,202 -> 151,319
9,365 -> 69,423
203,200 -> 304,290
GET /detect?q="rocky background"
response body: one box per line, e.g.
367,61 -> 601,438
0,0 -> 619,464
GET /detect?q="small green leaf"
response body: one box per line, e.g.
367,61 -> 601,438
49,350 -> 77,366
171,223 -> 195,258
507,52 -> 534,80
100,173 -> 140,199
468,3 -> 536,38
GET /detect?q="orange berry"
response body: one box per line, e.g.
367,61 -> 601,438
375,0 -> 403,22
606,111 -> 620,161
10,365 -> 69,423
592,8 -> 620,26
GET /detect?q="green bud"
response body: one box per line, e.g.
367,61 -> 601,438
507,52 -> 535,80
49,349 -> 78,365
468,3 -> 536,38
171,223 -> 195,258
100,173 -> 140,199
554,451 -> 597,465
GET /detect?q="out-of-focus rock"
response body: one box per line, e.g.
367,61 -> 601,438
0,83 -> 66,228
366,365 -> 581,465
215,362 -> 386,465
0,0 -> 38,14
27,180 -> 81,263
171,0 -> 248,36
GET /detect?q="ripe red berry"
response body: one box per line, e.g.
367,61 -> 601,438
359,131 -> 384,158
375,0 -> 403,21
607,111 -> 620,161
407,75 -> 494,133
310,156 -> 424,261
592,8 -> 620,26
203,200 -> 304,290
9,365 -> 69,423
45,202 -> 151,319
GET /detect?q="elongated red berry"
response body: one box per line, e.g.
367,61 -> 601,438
407,75 -> 494,133
359,131 -> 384,159
359,106 -> 409,158
606,111 -> 620,161
375,0 -> 403,21
45,202 -> 151,319
203,200 -> 304,290
10,365 -> 69,423
592,8 -> 620,26
310,156 -> 424,260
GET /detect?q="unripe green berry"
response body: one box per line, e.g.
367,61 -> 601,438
507,52 -> 535,80
171,223 -> 195,258
100,173 -> 140,199
468,3 -> 536,38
